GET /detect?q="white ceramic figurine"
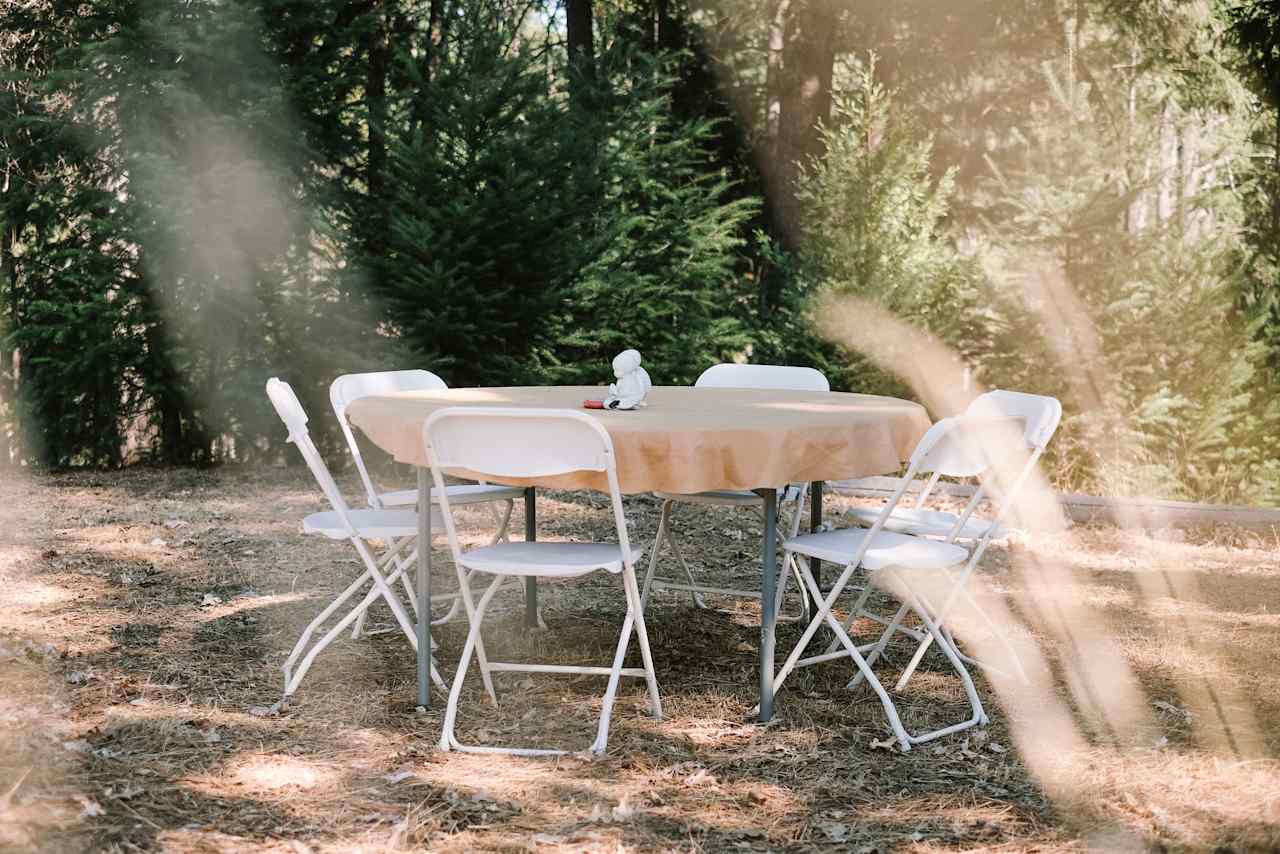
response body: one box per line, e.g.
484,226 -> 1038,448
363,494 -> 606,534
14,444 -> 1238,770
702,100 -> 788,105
605,349 -> 651,410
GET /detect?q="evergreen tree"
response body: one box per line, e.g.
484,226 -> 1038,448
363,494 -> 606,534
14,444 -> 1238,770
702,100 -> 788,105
549,54 -> 760,386
792,59 -> 992,397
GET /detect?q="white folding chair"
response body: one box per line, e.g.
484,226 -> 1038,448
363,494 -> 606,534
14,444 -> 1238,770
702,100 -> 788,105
769,415 -> 1028,751
846,390 -> 1061,689
330,370 -> 524,632
265,378 -> 447,697
426,407 -> 662,757
639,363 -> 828,615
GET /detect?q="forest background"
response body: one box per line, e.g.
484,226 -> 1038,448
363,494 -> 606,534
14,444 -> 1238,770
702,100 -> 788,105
3,0 -> 1280,506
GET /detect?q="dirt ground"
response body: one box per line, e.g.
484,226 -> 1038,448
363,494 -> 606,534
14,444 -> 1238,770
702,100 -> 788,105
2,465 -> 1279,853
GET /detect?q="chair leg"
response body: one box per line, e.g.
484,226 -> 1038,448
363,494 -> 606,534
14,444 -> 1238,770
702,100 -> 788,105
441,567 -> 661,758
438,575 -> 505,752
767,558 -> 911,750
285,583 -> 381,696
450,560 -> 497,705
623,567 -> 662,719
641,500 -> 709,610
769,559 -> 861,695
886,570 -> 988,730
284,568 -> 447,697
848,601 -> 911,689
491,499 -> 514,544
664,506 -> 707,609
825,579 -> 878,655
640,500 -> 669,608
589,609 -> 637,756
284,567 -> 378,686
894,575 -> 1029,690
351,536 -> 413,640
772,560 -> 986,750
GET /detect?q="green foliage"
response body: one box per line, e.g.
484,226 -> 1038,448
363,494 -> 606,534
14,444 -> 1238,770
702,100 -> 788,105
548,56 -> 759,386
3,0 -> 1280,509
791,60 -> 990,397
1224,0 -> 1280,380
384,23 -> 759,389
384,15 -> 588,387
974,37 -> 1280,503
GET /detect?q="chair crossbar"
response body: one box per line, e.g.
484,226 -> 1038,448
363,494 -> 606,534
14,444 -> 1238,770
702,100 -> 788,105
648,580 -> 765,599
796,643 -> 881,668
486,663 -> 650,677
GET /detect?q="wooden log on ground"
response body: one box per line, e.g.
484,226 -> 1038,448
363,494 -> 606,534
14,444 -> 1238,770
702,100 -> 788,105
831,477 -> 1280,532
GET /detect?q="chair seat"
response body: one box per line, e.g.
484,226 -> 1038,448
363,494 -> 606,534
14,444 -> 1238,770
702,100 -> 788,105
303,508 -> 443,540
459,541 -> 644,577
376,483 -> 526,508
847,507 -> 1003,540
655,489 -> 763,507
785,527 -> 968,572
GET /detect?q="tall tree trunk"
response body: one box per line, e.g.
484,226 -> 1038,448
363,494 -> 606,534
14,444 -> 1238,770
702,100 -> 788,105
0,229 -> 15,465
771,0 -> 838,251
409,0 -> 448,141
1157,100 -> 1177,224
566,0 -> 595,105
364,3 -> 390,289
655,0 -> 675,53
758,0 -> 790,311
1274,105 -> 1279,238
764,0 -> 787,149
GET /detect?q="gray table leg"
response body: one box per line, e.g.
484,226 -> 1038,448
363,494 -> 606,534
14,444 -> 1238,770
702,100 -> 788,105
416,467 -> 432,709
524,487 -> 538,628
808,480 -> 824,617
757,487 -> 778,722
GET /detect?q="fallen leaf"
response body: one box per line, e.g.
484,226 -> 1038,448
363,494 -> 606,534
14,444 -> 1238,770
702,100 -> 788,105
62,740 -> 93,754
383,770 -> 415,784
869,736 -> 899,752
611,797 -> 637,821
1152,699 -> 1192,720
108,785 -> 143,800
683,768 -> 717,786
77,797 -> 104,817
531,833 -> 565,845
200,593 -> 223,607
819,822 -> 850,841
163,519 -> 189,529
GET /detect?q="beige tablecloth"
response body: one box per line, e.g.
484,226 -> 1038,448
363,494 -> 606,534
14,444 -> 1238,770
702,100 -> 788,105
346,385 -> 930,495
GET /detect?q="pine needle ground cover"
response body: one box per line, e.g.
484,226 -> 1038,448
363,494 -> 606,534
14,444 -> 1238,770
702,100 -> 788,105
1,467 -> 1278,852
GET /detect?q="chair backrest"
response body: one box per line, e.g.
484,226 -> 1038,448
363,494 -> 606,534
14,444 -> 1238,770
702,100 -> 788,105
267,378 -> 357,534
830,413 -> 1024,575
423,407 -> 633,566
907,415 -> 1028,478
908,409 -> 1056,554
330,370 -> 448,508
964,389 -> 1062,452
694,363 -> 830,392
426,407 -> 613,479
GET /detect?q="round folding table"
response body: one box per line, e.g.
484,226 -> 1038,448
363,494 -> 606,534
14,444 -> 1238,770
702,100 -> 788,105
346,385 -> 931,721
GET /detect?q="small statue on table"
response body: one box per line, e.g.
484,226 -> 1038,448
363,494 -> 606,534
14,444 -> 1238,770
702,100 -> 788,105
604,349 -> 651,410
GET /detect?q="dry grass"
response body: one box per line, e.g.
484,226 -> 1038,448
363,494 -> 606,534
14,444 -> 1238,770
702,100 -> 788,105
1,465 -> 1278,852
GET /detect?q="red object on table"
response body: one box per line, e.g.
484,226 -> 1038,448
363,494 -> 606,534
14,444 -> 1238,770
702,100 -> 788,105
583,399 -> 605,409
